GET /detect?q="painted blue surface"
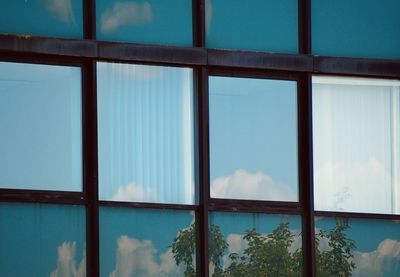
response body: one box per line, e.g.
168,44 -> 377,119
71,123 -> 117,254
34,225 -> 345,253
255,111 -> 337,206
0,203 -> 86,276
206,0 -> 298,53
0,62 -> 82,191
0,0 -> 83,38
312,0 -> 400,59
99,207 -> 194,276
209,76 -> 298,201
96,0 -> 192,46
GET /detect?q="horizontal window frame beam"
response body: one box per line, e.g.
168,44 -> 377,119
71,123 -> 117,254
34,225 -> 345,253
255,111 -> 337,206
2,35 -> 400,78
0,189 -> 85,205
315,210 -> 400,221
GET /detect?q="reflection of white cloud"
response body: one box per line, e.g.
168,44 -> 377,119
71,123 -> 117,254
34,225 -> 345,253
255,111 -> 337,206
353,239 -> 400,277
45,0 -> 76,24
100,1 -> 153,33
51,242 -> 86,277
211,170 -> 297,201
316,228 -> 400,276
205,0 -> 213,33
112,182 -> 162,203
314,158 -> 393,213
110,236 -> 183,277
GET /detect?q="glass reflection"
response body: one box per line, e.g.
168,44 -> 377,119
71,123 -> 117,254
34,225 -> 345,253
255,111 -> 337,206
312,76 -> 400,214
0,203 -> 86,276
96,0 -> 192,46
315,217 -> 400,277
0,62 -> 82,191
206,0 -> 298,53
209,212 -> 302,276
100,207 -> 196,276
0,0 -> 83,38
312,0 -> 400,59
209,76 -> 298,202
97,62 -> 195,204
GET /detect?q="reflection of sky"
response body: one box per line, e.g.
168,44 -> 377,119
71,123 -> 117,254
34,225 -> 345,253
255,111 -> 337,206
99,207 -> 193,276
0,203 -> 85,276
209,76 -> 298,199
0,0 -> 82,38
97,62 -> 195,204
96,0 -> 192,46
315,217 -> 400,276
0,62 -> 82,191
312,0 -> 400,59
206,0 -> 298,53
210,212 -> 301,236
316,217 -> 400,253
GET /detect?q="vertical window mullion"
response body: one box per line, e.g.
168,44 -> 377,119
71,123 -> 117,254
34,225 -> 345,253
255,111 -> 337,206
197,66 -> 209,276
83,60 -> 100,277
298,0 -> 312,55
193,0 -> 205,48
298,74 -> 316,277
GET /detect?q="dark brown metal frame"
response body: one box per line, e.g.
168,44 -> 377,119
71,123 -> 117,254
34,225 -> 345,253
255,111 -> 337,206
1,0 -> 400,276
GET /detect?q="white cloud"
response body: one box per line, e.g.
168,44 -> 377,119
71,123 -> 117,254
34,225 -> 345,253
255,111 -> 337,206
51,242 -> 86,277
314,158 -> 394,213
100,1 -> 153,33
110,236 -> 183,277
112,182 -> 163,203
210,169 -> 297,201
352,239 -> 400,277
45,0 -> 76,24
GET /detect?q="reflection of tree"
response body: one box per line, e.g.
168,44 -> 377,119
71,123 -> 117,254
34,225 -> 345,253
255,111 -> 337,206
171,218 -> 356,277
316,218 -> 356,277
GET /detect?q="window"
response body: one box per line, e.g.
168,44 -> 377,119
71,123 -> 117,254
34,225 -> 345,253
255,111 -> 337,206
209,76 -> 299,202
97,62 -> 195,204
0,62 -> 82,191
1,1 -> 400,276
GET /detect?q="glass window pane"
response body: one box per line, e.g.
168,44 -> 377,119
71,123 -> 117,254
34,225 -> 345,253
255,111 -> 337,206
315,217 -> 400,277
206,0 -> 298,53
209,212 -> 302,276
0,62 -> 82,191
312,76 -> 400,214
209,76 -> 298,201
0,203 -> 86,276
0,0 -> 83,38
100,207 -> 196,276
96,0 -> 192,46
97,62 -> 195,204
312,0 -> 400,59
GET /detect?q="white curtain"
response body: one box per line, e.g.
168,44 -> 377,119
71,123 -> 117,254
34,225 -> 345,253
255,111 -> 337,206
312,76 -> 400,214
97,62 -> 195,204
